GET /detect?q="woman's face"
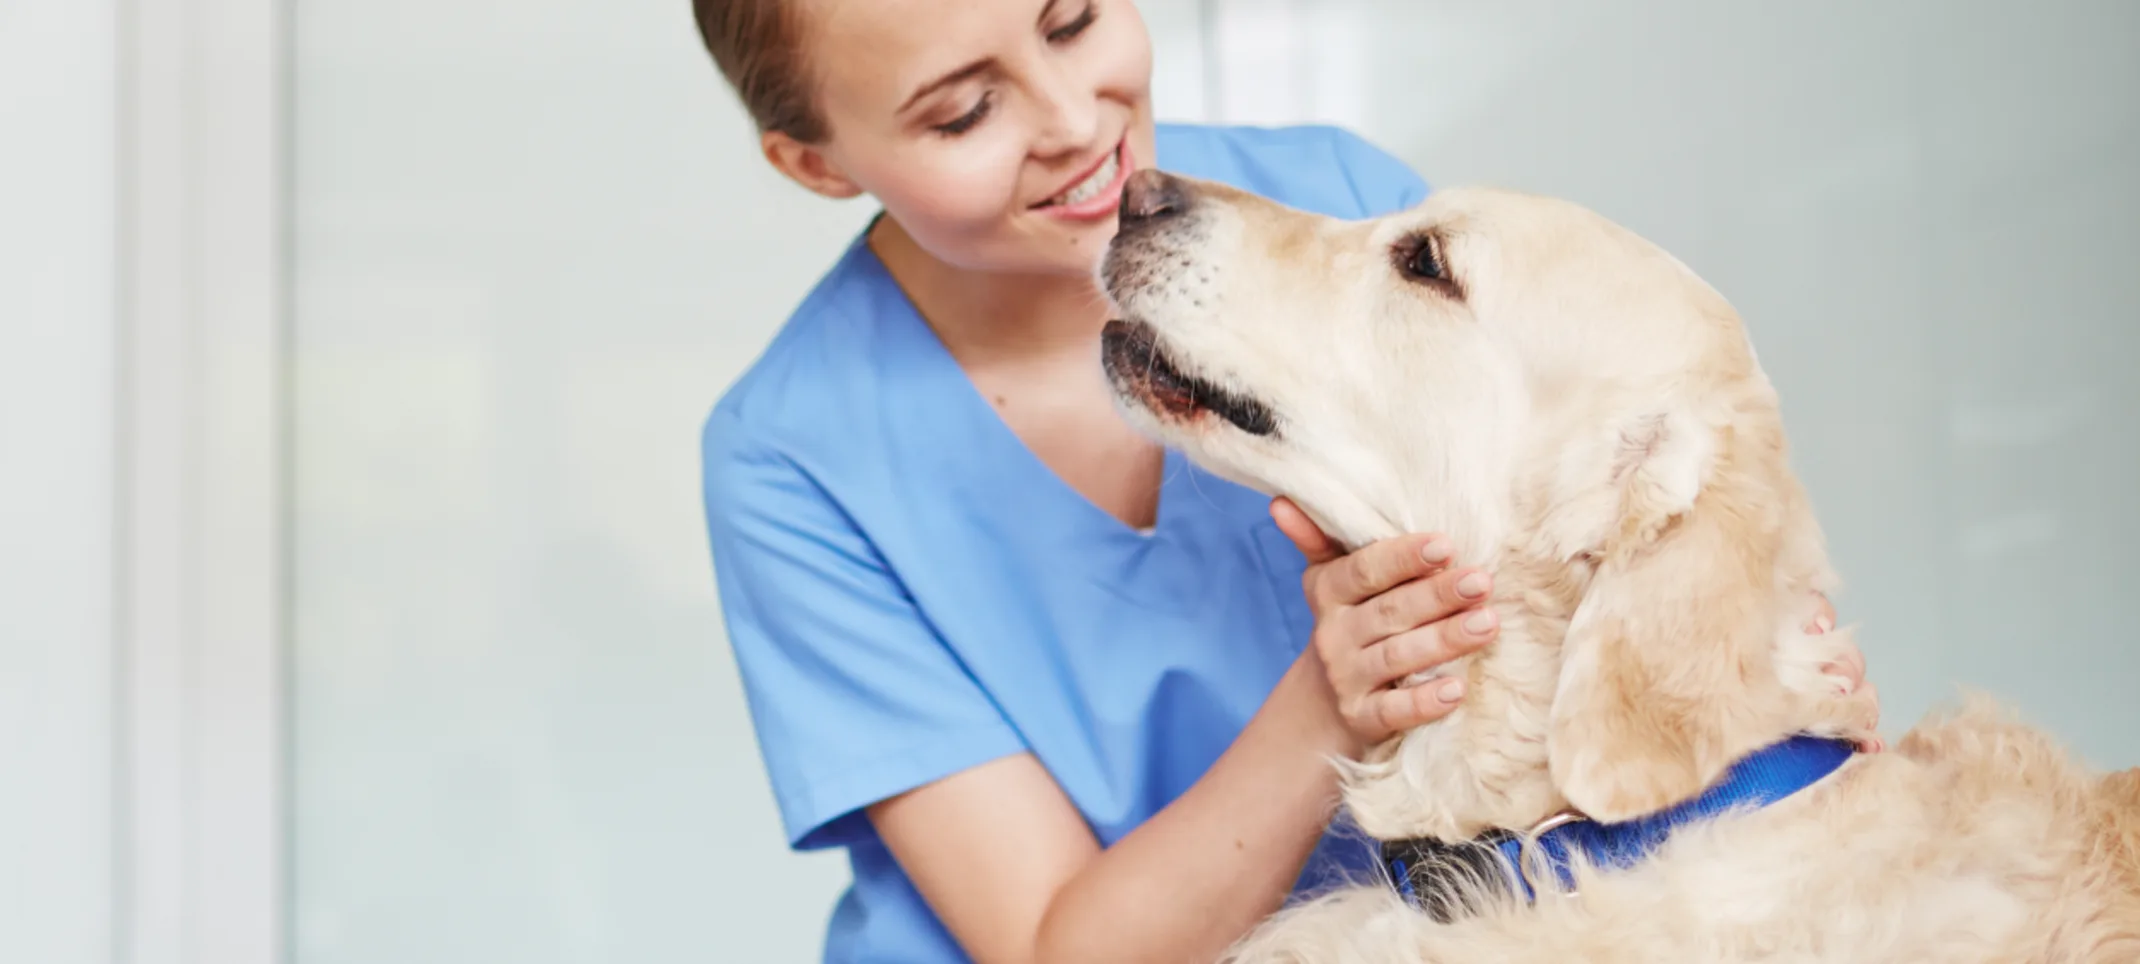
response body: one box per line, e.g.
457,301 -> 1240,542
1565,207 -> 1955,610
784,0 -> 1158,278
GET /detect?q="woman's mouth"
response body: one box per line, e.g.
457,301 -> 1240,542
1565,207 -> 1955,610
1033,139 -> 1131,222
1049,150 -> 1121,206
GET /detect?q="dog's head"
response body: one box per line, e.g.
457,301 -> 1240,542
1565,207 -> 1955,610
1100,171 -> 1867,836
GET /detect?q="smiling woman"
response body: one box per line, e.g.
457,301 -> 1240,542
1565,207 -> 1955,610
684,3 -> 1862,963
689,7 -> 1493,963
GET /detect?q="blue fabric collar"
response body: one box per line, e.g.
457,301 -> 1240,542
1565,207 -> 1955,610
1384,734 -> 1856,918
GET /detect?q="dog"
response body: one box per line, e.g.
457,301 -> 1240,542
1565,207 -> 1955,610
1096,169 -> 2140,962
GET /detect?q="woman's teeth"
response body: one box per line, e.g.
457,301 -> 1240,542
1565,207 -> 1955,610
1047,150 -> 1119,207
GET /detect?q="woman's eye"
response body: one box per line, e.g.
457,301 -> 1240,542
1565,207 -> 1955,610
1401,236 -> 1447,282
1046,4 -> 1098,43
931,91 -> 993,136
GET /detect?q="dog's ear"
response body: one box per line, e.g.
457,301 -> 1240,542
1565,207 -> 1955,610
1546,413 -> 1798,823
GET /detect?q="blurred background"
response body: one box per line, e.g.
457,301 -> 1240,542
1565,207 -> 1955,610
5,0 -> 2138,961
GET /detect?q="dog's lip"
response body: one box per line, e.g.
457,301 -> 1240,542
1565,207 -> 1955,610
1100,319 -> 1278,438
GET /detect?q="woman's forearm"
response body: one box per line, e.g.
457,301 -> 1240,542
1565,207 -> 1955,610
1032,650 -> 1359,964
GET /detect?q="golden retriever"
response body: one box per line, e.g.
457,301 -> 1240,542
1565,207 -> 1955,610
1096,170 -> 2140,962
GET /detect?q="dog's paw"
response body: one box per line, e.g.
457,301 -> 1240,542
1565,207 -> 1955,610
1777,625 -> 1881,749
1774,624 -> 1881,749
1799,680 -> 1882,751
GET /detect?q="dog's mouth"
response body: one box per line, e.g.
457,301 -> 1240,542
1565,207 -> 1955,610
1100,320 -> 1277,437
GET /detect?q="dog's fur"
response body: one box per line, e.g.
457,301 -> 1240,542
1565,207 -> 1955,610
1096,172 -> 2140,962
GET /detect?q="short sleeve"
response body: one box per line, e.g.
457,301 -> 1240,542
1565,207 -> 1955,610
1326,127 -> 1432,217
701,410 -> 1027,851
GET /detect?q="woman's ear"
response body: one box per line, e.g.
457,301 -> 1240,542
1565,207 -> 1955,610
1546,415 -> 1801,823
761,130 -> 864,199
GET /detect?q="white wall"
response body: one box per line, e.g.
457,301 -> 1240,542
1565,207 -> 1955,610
6,2 -> 286,962
0,2 -> 119,963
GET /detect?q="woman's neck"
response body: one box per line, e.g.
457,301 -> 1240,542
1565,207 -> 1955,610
865,211 -> 1166,530
867,214 -> 1111,364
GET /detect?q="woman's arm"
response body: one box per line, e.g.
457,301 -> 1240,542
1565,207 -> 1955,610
871,505 -> 1499,964
872,649 -> 1453,964
869,650 -> 1352,964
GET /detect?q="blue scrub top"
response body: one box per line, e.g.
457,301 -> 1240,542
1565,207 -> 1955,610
701,122 -> 1431,963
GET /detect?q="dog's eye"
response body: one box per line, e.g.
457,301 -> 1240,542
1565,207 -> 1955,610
1397,234 -> 1449,284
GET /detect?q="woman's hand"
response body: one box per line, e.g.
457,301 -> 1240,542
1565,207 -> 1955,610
1271,497 -> 1883,754
1270,498 -> 1498,752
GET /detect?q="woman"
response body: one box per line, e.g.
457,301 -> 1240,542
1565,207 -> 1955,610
690,2 -> 1872,962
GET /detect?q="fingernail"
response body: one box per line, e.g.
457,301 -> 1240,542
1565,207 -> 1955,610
1463,609 -> 1497,635
1456,571 -> 1490,599
1420,538 -> 1452,566
1437,679 -> 1466,703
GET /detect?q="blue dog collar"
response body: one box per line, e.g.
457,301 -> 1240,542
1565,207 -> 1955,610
1383,734 -> 1856,920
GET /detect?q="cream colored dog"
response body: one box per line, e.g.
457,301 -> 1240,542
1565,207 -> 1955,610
1097,170 -> 2140,962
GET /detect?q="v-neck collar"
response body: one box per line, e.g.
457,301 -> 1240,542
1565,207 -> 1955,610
846,231 -> 1218,549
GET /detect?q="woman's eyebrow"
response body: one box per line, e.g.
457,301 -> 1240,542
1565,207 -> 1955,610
898,60 -> 992,114
897,0 -> 1062,115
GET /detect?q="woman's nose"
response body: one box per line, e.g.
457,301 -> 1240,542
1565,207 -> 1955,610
1028,64 -> 1099,156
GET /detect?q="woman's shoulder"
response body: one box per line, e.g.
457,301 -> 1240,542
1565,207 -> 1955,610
1153,121 -> 1430,219
701,234 -> 906,470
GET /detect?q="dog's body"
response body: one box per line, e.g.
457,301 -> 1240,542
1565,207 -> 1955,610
1095,171 -> 2140,961
1230,704 -> 2140,962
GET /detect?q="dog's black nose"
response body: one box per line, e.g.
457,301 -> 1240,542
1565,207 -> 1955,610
1120,169 -> 1190,228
